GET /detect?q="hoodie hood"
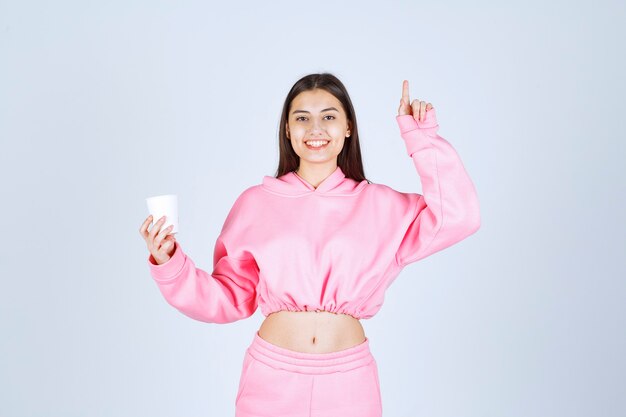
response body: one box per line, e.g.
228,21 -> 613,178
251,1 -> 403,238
261,165 -> 368,196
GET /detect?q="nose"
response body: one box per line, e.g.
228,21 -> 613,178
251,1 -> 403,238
308,120 -> 325,137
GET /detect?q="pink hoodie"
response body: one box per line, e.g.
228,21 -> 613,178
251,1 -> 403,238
147,108 -> 480,323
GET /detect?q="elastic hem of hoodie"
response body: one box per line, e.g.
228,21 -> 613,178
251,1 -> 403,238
262,305 -> 363,320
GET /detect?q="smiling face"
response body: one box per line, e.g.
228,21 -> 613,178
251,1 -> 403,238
286,89 -> 351,166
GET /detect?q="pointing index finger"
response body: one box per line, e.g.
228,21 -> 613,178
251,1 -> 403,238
402,80 -> 410,104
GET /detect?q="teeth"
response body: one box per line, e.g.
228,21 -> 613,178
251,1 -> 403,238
306,140 -> 329,147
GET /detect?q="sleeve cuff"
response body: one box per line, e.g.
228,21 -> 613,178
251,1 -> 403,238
147,241 -> 186,282
396,108 -> 440,157
395,107 -> 439,133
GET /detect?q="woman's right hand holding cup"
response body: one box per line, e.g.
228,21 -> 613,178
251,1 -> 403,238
140,215 -> 176,265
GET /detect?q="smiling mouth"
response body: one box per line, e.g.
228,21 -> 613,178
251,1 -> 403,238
305,140 -> 330,149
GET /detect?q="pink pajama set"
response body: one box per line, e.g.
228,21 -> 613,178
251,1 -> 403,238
147,108 -> 481,416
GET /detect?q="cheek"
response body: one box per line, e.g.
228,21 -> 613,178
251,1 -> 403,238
326,125 -> 343,135
290,125 -> 307,136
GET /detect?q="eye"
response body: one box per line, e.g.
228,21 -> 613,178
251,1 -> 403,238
295,115 -> 336,121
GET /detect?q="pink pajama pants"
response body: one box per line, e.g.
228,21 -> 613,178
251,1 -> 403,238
235,331 -> 383,417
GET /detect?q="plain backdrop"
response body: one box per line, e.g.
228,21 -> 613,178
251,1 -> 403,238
1,1 -> 625,416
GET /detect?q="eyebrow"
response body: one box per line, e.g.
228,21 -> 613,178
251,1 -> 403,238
291,107 -> 339,115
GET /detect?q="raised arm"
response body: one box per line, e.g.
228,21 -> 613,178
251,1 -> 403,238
394,84 -> 480,266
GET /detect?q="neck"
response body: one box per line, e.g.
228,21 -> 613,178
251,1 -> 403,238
295,162 -> 338,189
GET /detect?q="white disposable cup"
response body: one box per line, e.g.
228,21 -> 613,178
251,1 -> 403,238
146,194 -> 179,234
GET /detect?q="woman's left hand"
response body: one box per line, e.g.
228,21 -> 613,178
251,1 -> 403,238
398,79 -> 433,122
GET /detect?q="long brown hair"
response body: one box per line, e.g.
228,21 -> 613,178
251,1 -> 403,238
274,73 -> 371,184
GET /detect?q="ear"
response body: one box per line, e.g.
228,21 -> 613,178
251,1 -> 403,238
285,122 -> 290,138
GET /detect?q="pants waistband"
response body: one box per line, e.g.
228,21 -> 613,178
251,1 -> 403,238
247,330 -> 374,375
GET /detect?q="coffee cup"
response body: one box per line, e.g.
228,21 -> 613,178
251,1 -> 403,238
146,194 -> 179,234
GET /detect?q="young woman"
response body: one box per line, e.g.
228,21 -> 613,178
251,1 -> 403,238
139,73 -> 480,417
